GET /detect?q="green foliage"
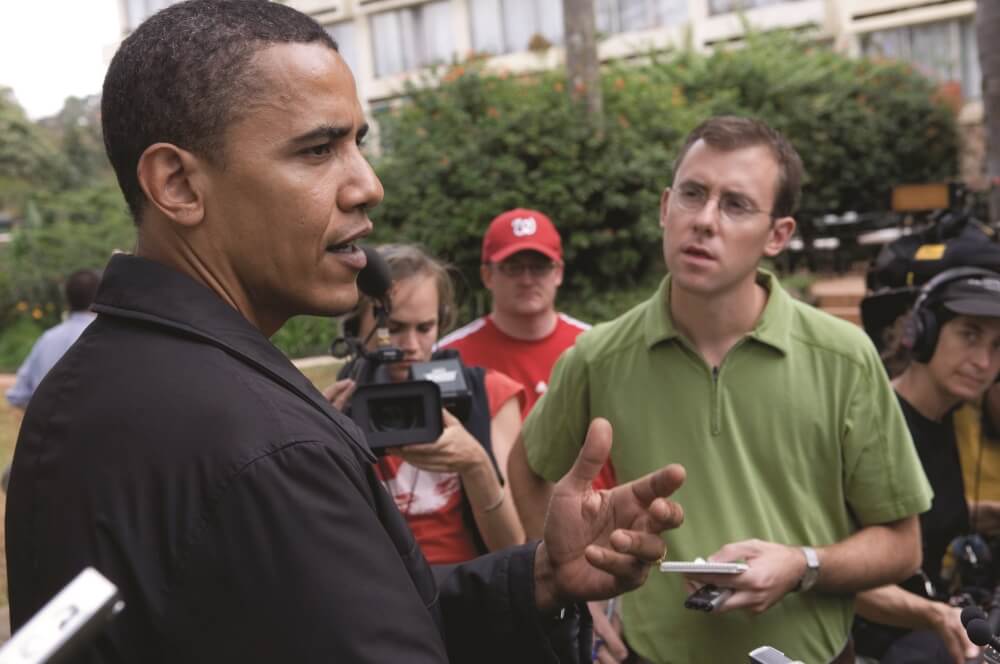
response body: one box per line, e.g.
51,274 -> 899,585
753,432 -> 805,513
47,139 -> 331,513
0,90 -> 134,334
372,32 -> 958,322
4,182 -> 134,329
271,316 -> 340,359
0,316 -> 43,373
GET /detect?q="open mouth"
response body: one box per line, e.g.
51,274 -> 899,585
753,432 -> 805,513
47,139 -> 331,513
326,242 -> 359,254
683,246 -> 714,260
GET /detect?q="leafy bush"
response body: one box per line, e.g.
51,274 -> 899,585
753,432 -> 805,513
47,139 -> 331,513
271,316 -> 340,359
3,182 -> 134,329
0,316 -> 43,373
371,31 -> 958,323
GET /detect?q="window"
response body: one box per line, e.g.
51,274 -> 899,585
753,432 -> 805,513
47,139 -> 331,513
370,1 -> 455,78
707,0 -> 799,17
862,18 -> 981,100
468,0 -> 564,55
327,21 -> 361,79
596,0 -> 688,35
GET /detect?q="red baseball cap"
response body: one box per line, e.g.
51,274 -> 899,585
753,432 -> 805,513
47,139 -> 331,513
481,208 -> 562,264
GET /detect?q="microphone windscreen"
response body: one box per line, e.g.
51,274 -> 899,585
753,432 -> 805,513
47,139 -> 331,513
963,605 -> 987,627
967,618 -> 994,647
358,246 -> 392,299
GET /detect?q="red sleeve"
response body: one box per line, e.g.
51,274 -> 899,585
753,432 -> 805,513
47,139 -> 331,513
484,370 -> 526,419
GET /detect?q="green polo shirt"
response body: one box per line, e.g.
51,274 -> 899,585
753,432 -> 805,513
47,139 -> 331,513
522,271 -> 932,664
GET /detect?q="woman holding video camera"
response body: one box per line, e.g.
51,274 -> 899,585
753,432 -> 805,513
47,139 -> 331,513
854,267 -> 1000,664
325,244 -> 526,564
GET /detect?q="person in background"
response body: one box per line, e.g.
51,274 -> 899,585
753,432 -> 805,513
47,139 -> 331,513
853,268 -> 1000,664
325,244 -> 525,563
439,208 -> 590,417
510,115 -> 932,663
5,269 -> 100,410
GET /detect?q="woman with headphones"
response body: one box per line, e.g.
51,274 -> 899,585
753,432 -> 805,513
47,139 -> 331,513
854,267 -> 1000,664
325,244 -> 526,564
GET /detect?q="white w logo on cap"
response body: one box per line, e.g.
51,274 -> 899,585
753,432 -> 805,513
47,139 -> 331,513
511,217 -> 537,237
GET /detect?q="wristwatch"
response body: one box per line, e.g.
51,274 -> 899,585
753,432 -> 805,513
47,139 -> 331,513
794,546 -> 820,592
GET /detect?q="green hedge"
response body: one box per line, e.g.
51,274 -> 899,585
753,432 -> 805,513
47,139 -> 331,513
371,31 -> 958,324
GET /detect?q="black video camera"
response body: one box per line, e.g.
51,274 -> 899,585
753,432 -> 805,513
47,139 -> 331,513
331,336 -> 472,454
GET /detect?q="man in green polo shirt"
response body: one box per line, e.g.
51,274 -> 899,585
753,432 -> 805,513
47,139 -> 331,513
508,116 -> 932,664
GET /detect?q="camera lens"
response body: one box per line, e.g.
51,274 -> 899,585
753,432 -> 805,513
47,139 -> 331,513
368,396 -> 426,432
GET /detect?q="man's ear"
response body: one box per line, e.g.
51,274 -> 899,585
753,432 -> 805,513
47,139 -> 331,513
763,216 -> 796,257
480,263 -> 494,290
659,187 -> 671,229
136,142 -> 207,228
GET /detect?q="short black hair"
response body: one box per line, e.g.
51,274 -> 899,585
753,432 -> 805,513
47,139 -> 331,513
673,116 -> 804,219
102,0 -> 338,223
64,269 -> 101,312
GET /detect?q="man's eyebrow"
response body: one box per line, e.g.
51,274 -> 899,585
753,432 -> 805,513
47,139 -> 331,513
288,123 -> 368,146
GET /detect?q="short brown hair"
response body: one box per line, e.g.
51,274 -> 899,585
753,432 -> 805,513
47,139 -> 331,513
672,116 -> 804,219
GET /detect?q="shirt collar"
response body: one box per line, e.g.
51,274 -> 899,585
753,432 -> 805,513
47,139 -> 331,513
643,269 -> 793,355
92,254 -> 375,462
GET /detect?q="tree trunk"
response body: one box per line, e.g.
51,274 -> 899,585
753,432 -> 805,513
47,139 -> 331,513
979,1 -> 1000,224
562,0 -> 603,120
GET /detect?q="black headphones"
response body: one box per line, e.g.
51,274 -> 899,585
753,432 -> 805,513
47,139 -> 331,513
902,266 -> 999,363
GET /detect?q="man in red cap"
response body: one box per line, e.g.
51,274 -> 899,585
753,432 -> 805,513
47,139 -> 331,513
440,208 -> 593,419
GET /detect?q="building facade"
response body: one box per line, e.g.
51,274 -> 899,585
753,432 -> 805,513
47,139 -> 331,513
277,0 -> 981,114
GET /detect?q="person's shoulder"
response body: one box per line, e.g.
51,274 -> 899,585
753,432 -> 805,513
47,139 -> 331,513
571,296 -> 653,364
556,312 -> 591,333
438,316 -> 489,349
784,294 -> 879,366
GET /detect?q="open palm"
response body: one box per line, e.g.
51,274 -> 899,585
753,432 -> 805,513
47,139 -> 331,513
535,418 -> 686,610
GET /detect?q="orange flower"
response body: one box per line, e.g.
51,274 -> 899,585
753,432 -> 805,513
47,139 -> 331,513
487,107 -> 500,118
614,77 -> 625,91
16,301 -> 28,312
553,81 -> 564,93
32,308 -> 43,320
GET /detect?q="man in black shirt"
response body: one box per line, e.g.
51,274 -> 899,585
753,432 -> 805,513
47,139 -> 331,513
4,2 -> 686,662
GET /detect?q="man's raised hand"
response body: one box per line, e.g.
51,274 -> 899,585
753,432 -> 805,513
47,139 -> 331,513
533,418 -> 685,611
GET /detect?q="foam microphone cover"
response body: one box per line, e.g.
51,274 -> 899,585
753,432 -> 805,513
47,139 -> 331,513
357,245 -> 392,299
963,605 -> 987,627
967,618 -> 994,647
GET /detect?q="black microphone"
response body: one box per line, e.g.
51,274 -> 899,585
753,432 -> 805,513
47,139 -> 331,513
962,605 -> 987,627
358,245 -> 392,301
356,245 -> 395,352
966,617 -> 1000,658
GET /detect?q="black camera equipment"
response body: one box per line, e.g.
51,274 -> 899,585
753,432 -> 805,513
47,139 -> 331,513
331,246 -> 472,452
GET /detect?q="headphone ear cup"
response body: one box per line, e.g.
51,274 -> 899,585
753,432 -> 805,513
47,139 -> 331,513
908,308 -> 939,363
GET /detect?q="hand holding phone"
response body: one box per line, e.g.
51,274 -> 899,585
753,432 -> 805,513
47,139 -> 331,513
683,584 -> 733,612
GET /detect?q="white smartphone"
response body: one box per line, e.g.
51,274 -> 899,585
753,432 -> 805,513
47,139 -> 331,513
0,567 -> 123,664
659,560 -> 748,574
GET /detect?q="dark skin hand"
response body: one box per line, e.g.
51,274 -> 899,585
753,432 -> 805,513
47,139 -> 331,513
532,418 -> 686,611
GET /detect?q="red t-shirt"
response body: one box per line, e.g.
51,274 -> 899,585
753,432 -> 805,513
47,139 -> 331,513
374,370 -> 525,565
439,314 -> 617,490
439,314 -> 589,416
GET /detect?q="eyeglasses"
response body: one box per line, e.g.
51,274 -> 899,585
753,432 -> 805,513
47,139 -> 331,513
670,183 -> 774,223
494,259 -> 558,278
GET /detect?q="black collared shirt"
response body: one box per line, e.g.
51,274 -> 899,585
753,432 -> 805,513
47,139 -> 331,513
6,255 -> 586,663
